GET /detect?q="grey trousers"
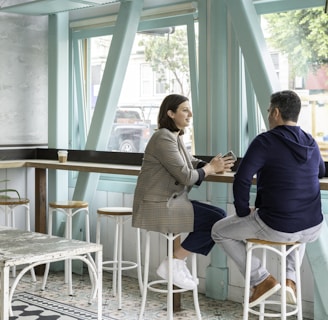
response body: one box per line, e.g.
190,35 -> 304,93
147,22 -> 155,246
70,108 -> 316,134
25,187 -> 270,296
211,210 -> 322,287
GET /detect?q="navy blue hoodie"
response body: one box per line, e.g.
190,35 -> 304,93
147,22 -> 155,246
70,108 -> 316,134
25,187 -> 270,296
233,125 -> 325,233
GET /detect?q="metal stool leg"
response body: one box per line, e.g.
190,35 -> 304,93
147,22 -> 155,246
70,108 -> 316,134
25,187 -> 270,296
42,207 -> 54,291
258,247 -> 267,320
117,216 -> 123,310
136,227 -> 143,295
139,231 -> 150,320
65,208 -> 73,296
281,244 -> 287,320
295,246 -> 303,319
112,217 -> 120,298
9,206 -> 17,278
243,241 -> 252,320
191,253 -> 201,319
167,233 -> 174,320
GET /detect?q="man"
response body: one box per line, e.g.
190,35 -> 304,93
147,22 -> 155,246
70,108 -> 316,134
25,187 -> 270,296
212,90 -> 325,307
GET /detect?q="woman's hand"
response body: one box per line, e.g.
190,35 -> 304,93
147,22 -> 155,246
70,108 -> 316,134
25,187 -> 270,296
217,155 -> 236,173
203,154 -> 236,176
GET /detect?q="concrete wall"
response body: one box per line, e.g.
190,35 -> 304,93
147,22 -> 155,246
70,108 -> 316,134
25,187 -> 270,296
0,5 -> 48,146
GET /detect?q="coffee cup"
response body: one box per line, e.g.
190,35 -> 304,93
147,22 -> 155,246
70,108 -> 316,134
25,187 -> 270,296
57,150 -> 68,163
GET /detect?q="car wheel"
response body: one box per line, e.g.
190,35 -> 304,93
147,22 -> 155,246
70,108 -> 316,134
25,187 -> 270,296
119,139 -> 137,152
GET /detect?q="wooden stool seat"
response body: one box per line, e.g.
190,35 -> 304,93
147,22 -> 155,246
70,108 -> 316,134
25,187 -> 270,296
49,200 -> 89,209
97,207 -> 133,216
0,198 -> 30,206
96,207 -> 142,310
243,238 -> 302,320
246,238 -> 299,246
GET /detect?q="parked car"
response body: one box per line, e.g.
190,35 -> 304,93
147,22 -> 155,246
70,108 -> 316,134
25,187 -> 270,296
107,106 -> 158,152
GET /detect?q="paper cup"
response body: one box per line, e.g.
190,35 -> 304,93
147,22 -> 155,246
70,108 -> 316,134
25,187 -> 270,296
57,150 -> 68,163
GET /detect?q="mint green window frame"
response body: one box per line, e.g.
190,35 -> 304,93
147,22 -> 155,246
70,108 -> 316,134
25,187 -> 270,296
69,14 -> 198,192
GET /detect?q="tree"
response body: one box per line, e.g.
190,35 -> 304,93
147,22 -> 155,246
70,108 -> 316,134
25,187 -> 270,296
138,27 -> 191,97
264,8 -> 328,78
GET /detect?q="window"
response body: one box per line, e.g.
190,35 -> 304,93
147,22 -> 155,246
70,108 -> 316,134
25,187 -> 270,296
72,23 -> 195,153
140,64 -> 153,96
263,9 -> 328,161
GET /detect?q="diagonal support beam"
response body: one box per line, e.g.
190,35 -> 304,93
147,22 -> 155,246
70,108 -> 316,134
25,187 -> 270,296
72,0 -> 143,230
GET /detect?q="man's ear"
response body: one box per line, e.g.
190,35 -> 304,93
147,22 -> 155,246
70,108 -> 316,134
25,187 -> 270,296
273,107 -> 280,119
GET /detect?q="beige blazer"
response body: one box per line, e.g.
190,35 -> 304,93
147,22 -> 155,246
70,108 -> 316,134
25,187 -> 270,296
132,128 -> 204,233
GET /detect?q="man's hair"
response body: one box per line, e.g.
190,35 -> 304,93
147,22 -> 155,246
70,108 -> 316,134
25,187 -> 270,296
157,94 -> 189,135
270,90 -> 301,122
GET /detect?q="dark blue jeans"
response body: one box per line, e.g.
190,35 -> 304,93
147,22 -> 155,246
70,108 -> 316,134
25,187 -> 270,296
181,200 -> 226,256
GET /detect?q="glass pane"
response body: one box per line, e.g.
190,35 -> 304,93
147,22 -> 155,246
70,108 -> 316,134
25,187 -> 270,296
89,36 -> 112,115
87,25 -> 193,153
262,9 -> 328,161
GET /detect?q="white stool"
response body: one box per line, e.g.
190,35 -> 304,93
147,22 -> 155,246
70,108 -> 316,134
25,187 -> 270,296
139,232 -> 201,320
243,239 -> 302,320
0,198 -> 36,281
42,200 -> 91,295
96,207 -> 143,310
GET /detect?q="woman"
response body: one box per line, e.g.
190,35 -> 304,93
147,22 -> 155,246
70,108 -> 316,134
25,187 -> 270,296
132,94 -> 235,290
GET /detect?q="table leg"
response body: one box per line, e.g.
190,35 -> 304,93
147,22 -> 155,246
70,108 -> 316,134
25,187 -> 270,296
96,249 -> 103,320
35,168 -> 47,234
35,168 -> 47,275
0,266 -> 10,320
173,235 -> 181,312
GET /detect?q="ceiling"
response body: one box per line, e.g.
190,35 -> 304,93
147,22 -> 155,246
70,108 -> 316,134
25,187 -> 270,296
0,0 -> 187,16
0,0 -> 120,15
0,0 -> 325,17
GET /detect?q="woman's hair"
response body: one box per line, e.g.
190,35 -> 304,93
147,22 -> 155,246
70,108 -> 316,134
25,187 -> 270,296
270,90 -> 301,122
157,94 -> 189,135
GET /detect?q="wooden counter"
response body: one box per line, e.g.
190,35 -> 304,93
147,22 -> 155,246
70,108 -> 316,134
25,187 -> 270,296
25,159 -> 141,175
18,159 -> 328,190
1,159 -> 328,234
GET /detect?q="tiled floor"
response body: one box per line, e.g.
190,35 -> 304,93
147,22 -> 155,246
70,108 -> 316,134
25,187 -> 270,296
13,270 -> 306,320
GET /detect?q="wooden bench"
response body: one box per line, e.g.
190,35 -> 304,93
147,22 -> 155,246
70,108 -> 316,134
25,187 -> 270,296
0,226 -> 102,320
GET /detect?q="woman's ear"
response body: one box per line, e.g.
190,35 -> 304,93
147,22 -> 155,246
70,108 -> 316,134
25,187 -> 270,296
167,110 -> 175,119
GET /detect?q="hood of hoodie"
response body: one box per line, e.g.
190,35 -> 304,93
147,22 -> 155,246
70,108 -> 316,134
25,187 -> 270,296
268,125 -> 316,163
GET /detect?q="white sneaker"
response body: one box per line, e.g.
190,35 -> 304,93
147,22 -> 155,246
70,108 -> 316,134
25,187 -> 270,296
157,257 -> 193,280
156,257 -> 197,290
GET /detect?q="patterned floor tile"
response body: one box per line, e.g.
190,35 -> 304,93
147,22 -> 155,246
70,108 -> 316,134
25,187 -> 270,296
11,270 -> 306,319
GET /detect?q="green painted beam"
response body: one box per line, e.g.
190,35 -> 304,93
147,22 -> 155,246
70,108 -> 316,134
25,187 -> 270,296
72,0 -> 143,230
47,13 -> 71,272
203,0 -> 230,301
306,216 -> 328,319
47,13 -> 70,204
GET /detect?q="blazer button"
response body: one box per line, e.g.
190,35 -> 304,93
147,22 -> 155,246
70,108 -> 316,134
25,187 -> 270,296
174,181 -> 179,185
173,195 -> 177,199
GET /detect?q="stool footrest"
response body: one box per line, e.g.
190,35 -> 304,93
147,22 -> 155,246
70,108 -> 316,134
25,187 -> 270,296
103,260 -> 138,271
248,300 -> 299,317
147,279 -> 189,294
